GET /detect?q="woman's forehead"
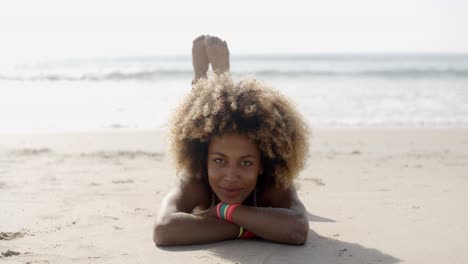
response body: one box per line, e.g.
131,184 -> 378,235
208,133 -> 260,155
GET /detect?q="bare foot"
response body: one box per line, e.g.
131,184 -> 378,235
205,36 -> 230,74
192,35 -> 209,84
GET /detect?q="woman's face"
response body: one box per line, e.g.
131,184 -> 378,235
207,133 -> 263,204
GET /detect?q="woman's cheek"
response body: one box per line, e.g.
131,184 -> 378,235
208,166 -> 222,180
242,167 -> 258,181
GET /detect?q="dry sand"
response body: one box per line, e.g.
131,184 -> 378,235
1,128 -> 467,264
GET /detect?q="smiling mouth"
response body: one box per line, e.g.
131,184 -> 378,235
219,187 -> 243,197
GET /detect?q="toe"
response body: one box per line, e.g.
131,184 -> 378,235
205,36 -> 222,45
193,35 -> 207,44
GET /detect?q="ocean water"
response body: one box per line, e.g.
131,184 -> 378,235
1,54 -> 468,132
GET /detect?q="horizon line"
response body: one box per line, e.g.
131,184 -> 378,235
26,52 -> 468,61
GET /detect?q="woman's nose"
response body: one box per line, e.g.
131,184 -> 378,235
224,166 -> 239,181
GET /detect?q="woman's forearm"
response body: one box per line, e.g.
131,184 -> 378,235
154,212 -> 239,246
231,206 -> 309,245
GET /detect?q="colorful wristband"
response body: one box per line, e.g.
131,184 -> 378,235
226,204 -> 241,222
216,203 -> 241,223
216,203 -> 222,218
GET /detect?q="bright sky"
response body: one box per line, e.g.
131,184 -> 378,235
1,0 -> 467,61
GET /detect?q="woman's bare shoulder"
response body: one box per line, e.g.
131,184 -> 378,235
171,177 -> 212,212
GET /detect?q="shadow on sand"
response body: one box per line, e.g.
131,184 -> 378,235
158,211 -> 399,263
159,230 -> 400,264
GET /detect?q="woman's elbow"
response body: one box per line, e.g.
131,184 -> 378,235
153,216 -> 172,246
288,230 -> 308,245
153,223 -> 166,246
287,218 -> 309,245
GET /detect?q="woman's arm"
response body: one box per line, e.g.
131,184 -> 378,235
229,185 -> 309,245
153,179 -> 240,246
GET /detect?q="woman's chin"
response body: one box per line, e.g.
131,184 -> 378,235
216,188 -> 246,204
217,193 -> 246,204
219,196 -> 243,204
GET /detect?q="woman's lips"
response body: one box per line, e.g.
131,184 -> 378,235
219,186 -> 243,197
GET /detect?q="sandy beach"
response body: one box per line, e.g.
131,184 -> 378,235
1,128 -> 467,263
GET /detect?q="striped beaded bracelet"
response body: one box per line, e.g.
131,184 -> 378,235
216,203 -> 241,222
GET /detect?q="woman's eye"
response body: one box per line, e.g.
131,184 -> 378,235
214,159 -> 225,164
241,161 -> 252,166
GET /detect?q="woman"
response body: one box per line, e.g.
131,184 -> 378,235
153,35 -> 310,246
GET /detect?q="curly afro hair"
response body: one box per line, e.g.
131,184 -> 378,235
169,74 -> 310,188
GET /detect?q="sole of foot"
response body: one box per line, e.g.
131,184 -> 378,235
205,36 -> 230,75
192,35 -> 209,83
